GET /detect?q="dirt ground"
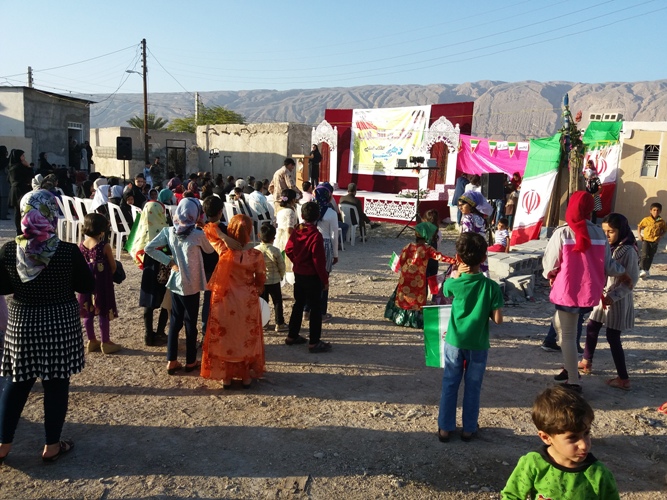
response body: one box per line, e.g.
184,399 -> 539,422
0,218 -> 665,499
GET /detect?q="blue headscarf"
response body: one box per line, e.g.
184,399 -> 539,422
173,197 -> 202,239
314,186 -> 332,221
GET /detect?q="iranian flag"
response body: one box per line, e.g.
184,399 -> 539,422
388,252 -> 401,273
582,121 -> 623,218
510,134 -> 562,246
423,305 -> 451,368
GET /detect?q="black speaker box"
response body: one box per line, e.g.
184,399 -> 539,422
116,137 -> 133,161
481,173 -> 506,199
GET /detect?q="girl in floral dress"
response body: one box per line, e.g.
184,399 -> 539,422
385,222 -> 457,329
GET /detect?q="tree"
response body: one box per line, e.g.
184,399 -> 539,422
127,113 -> 169,130
166,105 -> 245,133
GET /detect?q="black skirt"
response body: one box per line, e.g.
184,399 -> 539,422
139,255 -> 167,309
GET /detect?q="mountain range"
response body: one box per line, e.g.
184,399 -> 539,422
90,79 -> 667,140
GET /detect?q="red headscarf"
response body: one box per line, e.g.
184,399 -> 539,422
566,191 -> 594,252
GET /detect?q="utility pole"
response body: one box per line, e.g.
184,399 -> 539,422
27,67 -> 33,88
141,38 -> 149,166
195,92 -> 199,125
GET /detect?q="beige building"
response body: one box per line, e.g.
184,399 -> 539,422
615,122 -> 667,225
196,122 -> 311,182
89,127 -> 196,180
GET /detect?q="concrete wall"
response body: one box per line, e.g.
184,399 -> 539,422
615,124 -> 667,225
23,88 -> 90,167
0,137 -> 33,164
0,88 -> 25,137
196,122 -> 311,181
90,127 -> 195,180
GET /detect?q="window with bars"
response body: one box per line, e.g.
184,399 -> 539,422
640,145 -> 660,177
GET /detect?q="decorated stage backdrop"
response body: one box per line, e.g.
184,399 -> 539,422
457,135 -> 529,177
350,105 -> 432,177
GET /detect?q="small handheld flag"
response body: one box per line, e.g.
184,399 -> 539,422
388,252 -> 401,273
423,305 -> 451,368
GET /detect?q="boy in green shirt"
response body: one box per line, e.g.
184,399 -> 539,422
501,386 -> 620,499
437,232 -> 503,443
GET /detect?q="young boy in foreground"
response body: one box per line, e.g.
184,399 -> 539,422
437,232 -> 503,442
501,386 -> 620,499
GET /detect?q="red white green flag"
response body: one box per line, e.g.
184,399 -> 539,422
510,133 -> 562,246
388,252 -> 401,273
423,305 -> 451,367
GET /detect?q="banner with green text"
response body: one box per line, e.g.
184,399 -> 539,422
349,105 -> 431,177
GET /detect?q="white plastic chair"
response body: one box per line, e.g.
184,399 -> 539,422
60,195 -> 81,244
72,198 -> 89,244
81,198 -> 94,215
340,204 -> 365,246
53,197 -> 70,242
108,203 -> 131,260
266,202 -> 275,223
131,205 -> 142,222
223,202 -> 236,225
166,205 -> 178,224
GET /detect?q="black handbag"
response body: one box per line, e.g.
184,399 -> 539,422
112,260 -> 126,284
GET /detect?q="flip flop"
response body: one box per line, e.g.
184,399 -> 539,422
42,439 -> 74,463
167,363 -> 183,375
184,361 -> 201,373
658,402 -> 667,415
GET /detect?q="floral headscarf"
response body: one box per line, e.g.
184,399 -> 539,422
227,214 -> 253,247
129,201 -> 168,267
314,186 -> 332,221
173,197 -> 202,239
15,189 -> 60,283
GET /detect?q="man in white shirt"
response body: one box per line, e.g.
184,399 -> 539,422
248,180 -> 271,220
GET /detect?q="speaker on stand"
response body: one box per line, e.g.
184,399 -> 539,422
116,137 -> 132,184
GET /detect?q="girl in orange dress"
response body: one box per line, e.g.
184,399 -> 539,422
201,214 -> 266,389
385,222 -> 456,328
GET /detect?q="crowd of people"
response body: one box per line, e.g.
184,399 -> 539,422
0,149 -> 664,497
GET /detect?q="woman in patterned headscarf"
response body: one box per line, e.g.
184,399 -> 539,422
144,197 -> 215,374
130,200 -> 170,346
201,214 -> 266,388
0,189 -> 94,463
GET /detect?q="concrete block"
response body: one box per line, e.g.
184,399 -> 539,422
505,274 -> 535,299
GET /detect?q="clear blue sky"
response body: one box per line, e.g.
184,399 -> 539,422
2,0 -> 666,98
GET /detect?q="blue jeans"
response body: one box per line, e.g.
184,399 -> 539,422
438,343 -> 488,434
544,312 -> 584,346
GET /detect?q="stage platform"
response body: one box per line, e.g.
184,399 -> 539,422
333,190 -> 450,225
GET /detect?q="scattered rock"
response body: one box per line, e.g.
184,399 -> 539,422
313,452 -> 324,459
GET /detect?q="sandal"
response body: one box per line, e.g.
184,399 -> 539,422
606,377 -> 630,391
42,439 -> 74,463
658,402 -> 667,415
167,363 -> 183,375
578,360 -> 592,374
461,432 -> 476,442
284,335 -> 307,346
308,341 -> 332,353
185,361 -> 201,373
437,429 -> 450,443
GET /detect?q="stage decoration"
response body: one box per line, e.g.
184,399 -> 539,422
508,142 -> 517,158
349,105 -> 432,177
488,141 -> 498,155
582,121 -> 623,217
510,133 -> 562,246
497,141 -> 508,151
458,135 -> 529,176
312,120 -> 338,185
415,116 -> 460,155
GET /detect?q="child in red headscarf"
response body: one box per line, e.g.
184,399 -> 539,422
542,191 -> 628,393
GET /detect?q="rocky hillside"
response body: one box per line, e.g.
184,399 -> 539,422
90,80 -> 667,140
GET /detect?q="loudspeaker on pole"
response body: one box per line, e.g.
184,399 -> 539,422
481,173 -> 506,199
116,137 -> 133,161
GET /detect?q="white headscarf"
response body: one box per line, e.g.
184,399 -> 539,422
91,184 -> 110,211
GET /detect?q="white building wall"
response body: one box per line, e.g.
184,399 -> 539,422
0,89 -> 25,137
